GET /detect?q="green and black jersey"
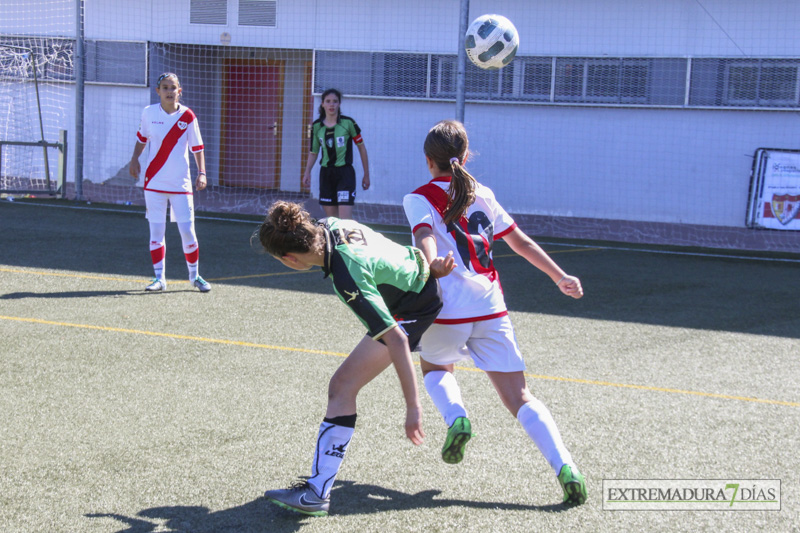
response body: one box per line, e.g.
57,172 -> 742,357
310,115 -> 363,168
319,217 -> 441,342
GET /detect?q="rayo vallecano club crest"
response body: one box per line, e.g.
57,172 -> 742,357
177,121 -> 188,130
770,193 -> 800,225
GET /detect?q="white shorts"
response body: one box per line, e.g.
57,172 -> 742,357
418,315 -> 526,373
145,190 -> 194,223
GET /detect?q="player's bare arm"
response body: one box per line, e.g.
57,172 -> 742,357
413,225 -> 457,278
129,142 -> 146,178
503,227 -> 583,299
380,326 -> 424,445
357,143 -> 370,190
193,150 -> 207,191
302,152 -> 317,188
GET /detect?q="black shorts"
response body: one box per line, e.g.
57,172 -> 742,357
319,165 -> 356,206
387,276 -> 444,352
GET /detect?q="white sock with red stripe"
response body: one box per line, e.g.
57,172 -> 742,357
178,221 -> 199,280
148,222 -> 166,280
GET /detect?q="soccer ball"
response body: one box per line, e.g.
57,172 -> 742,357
465,14 -> 519,70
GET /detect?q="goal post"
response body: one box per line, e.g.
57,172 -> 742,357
0,43 -> 67,198
0,130 -> 67,198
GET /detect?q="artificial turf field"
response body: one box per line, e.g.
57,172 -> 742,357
1,200 -> 798,533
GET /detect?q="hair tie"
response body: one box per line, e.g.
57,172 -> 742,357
449,157 -> 460,164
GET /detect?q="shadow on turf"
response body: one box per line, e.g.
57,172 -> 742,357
86,480 -> 567,532
1,290 -> 149,299
0,289 -> 209,299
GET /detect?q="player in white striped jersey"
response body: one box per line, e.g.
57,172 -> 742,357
403,120 -> 587,505
129,72 -> 210,292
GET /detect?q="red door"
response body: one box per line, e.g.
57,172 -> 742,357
220,60 -> 283,188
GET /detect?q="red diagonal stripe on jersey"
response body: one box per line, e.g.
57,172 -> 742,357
413,182 -> 453,221
144,109 -> 196,186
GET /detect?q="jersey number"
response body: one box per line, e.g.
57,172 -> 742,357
334,228 -> 367,246
448,211 -> 495,276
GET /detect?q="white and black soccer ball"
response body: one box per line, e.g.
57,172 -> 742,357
464,14 -> 519,70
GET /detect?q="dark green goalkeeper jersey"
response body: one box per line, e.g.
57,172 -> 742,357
310,115 -> 363,167
319,217 -> 442,344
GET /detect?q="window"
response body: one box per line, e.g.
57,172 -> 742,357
430,55 -> 497,99
190,0 -> 227,25
692,58 -> 800,108
313,50 -> 798,109
725,60 -> 798,106
86,41 -> 147,85
239,0 -> 276,27
521,58 -> 552,101
375,53 -> 427,97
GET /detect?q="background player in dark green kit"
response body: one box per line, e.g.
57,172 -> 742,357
303,88 -> 370,220
256,200 -> 454,516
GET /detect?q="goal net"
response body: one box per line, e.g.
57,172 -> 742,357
2,0 -> 799,253
0,42 -> 66,197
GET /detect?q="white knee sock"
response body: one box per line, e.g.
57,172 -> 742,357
517,398 -> 574,475
177,221 -> 199,280
148,222 -> 166,280
423,370 -> 468,427
307,420 -> 355,499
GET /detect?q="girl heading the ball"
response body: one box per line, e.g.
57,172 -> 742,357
257,200 -> 454,516
403,119 -> 587,505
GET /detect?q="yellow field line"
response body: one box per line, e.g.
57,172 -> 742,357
0,266 -> 314,283
0,268 -> 134,282
0,315 -> 346,356
1,314 -> 797,409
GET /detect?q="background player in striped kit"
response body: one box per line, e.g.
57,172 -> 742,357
129,72 -> 211,292
403,120 -> 587,505
302,88 -> 370,220
255,200 -> 454,516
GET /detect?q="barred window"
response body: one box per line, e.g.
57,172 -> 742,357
692,58 -> 800,108
190,0 -> 227,25
86,41 -> 147,86
313,50 -> 799,109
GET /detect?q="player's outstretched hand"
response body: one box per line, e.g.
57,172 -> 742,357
405,405 -> 425,445
429,251 -> 456,278
557,275 -> 583,299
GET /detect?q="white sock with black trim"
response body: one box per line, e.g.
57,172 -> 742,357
306,419 -> 355,499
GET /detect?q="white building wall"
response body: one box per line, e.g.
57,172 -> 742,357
81,0 -> 800,56
4,0 -> 800,229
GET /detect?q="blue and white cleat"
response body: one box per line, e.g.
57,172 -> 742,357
145,278 -> 167,291
192,276 -> 211,292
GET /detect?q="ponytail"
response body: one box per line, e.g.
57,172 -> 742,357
423,120 -> 477,225
443,157 -> 477,225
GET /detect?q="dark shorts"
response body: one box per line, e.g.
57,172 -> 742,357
319,165 -> 356,206
387,276 -> 444,352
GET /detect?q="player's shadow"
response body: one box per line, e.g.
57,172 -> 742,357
86,480 -> 568,532
0,290 -> 147,299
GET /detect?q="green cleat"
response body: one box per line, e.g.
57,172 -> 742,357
557,464 -> 587,505
441,416 -> 472,464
